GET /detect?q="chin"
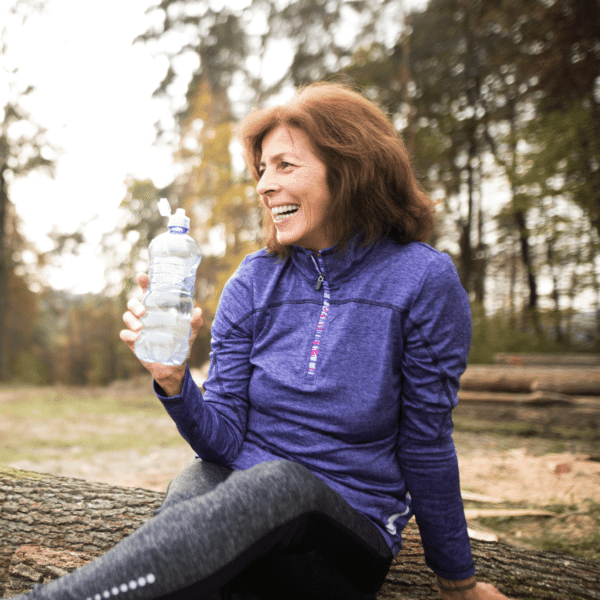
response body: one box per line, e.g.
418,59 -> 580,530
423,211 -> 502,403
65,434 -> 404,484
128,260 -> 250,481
276,231 -> 301,247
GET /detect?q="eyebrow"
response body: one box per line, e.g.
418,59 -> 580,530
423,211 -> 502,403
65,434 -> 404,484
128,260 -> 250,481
258,152 -> 298,167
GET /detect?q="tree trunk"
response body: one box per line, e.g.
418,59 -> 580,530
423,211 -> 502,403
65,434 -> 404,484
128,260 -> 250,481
1,467 -> 599,600
0,167 -> 8,381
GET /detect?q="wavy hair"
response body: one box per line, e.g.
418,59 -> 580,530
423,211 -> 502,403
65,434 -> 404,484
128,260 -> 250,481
236,81 -> 434,256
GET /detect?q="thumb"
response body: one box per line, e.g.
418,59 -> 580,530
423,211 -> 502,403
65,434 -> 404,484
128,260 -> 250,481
190,307 -> 203,341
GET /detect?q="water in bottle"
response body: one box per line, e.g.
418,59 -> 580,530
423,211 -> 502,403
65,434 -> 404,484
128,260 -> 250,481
134,199 -> 202,365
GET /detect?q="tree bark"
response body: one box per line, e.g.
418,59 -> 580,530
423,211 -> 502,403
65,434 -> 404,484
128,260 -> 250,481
1,467 -> 599,599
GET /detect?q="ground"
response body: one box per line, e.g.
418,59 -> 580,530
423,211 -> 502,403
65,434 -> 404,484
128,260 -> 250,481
6,432 -> 600,506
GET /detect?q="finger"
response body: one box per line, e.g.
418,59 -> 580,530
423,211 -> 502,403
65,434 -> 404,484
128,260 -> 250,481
123,309 -> 143,332
137,272 -> 150,294
126,298 -> 146,319
119,327 -> 139,351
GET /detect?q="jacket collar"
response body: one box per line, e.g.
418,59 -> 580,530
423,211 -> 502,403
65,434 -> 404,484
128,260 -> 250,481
289,232 -> 385,290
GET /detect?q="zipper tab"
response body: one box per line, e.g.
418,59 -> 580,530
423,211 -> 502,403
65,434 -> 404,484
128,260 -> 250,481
310,254 -> 326,291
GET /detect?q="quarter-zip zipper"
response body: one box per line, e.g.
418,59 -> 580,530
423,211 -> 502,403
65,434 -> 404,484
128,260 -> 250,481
311,254 -> 325,290
308,254 -> 330,376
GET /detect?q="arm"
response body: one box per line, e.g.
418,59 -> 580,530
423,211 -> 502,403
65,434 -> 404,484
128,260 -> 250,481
396,253 -> 514,600
157,263 -> 255,464
396,252 -> 473,577
121,261 -> 254,465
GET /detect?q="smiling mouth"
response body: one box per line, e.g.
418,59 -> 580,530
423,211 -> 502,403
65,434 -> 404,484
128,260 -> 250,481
272,204 -> 300,222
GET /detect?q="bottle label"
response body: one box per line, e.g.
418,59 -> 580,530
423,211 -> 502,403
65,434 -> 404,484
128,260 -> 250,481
168,226 -> 188,234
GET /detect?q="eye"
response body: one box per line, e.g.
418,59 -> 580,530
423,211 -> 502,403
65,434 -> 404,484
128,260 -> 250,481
280,161 -> 293,170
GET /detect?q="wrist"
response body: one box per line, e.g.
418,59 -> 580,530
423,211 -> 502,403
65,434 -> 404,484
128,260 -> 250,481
155,365 -> 187,397
436,575 -> 477,593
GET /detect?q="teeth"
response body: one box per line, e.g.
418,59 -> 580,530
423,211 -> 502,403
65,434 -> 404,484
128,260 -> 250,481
271,204 -> 300,216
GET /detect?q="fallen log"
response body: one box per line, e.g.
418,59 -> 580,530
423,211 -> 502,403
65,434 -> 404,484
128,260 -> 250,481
493,354 -> 600,367
457,389 -> 600,407
1,467 -> 599,600
461,365 -> 600,396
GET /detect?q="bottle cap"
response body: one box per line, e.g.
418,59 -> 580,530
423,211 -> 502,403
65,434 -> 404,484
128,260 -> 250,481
168,208 -> 191,230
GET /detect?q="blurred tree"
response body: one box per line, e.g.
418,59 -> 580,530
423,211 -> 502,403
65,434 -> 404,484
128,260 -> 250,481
347,0 -> 600,336
513,0 -> 600,236
347,0 -> 502,305
477,0 -> 600,334
5,234 -> 49,383
40,290 -> 144,385
0,0 -> 54,380
176,75 -> 261,326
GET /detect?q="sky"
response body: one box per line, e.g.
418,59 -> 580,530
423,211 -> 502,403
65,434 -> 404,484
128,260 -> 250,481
6,0 -> 176,293
5,0 -> 426,294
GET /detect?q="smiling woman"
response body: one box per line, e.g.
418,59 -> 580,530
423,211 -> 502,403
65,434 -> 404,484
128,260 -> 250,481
21,82 -> 512,600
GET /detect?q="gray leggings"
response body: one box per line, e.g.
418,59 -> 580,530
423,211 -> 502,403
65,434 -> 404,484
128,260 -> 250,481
20,460 -> 393,600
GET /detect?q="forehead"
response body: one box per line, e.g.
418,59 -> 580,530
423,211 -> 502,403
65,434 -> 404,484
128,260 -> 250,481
260,125 -> 316,162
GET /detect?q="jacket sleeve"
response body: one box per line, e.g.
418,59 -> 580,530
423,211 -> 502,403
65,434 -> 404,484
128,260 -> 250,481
396,252 -> 475,580
155,257 -> 254,465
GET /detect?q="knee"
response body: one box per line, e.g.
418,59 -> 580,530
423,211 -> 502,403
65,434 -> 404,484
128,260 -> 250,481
159,460 -> 231,512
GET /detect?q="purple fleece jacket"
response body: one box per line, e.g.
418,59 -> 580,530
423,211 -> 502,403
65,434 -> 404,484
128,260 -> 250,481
155,236 -> 475,579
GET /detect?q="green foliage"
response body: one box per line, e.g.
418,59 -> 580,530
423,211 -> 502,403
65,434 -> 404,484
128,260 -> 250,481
8,349 -> 51,385
468,303 -> 597,364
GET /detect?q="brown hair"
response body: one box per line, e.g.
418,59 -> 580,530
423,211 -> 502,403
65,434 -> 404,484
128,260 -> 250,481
236,81 -> 434,256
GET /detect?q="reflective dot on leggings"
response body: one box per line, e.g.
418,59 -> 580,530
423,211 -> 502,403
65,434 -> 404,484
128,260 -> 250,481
111,587 -> 119,595
120,583 -> 128,593
103,592 -> 111,599
128,580 -> 138,590
94,595 -> 101,600
137,577 -> 146,587
146,573 -> 156,584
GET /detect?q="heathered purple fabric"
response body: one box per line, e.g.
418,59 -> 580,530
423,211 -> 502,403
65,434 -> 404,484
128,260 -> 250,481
156,237 -> 475,579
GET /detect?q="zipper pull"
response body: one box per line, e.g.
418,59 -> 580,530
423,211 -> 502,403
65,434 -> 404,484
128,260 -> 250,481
315,274 -> 324,291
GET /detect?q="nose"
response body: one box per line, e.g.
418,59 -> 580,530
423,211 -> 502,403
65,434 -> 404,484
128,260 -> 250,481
256,168 -> 280,197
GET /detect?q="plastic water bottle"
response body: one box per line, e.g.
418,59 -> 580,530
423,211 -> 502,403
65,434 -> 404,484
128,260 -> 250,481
134,199 -> 202,365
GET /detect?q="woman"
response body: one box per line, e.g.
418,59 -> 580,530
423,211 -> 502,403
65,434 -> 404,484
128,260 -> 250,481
17,82 -> 512,600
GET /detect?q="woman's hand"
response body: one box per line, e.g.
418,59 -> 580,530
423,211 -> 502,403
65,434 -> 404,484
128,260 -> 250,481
437,579 -> 514,600
119,273 -> 204,396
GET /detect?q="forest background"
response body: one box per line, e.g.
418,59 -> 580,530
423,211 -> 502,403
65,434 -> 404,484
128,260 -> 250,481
1,0 -> 599,386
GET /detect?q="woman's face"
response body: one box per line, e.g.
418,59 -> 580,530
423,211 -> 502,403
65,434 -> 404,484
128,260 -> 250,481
257,125 -> 336,253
